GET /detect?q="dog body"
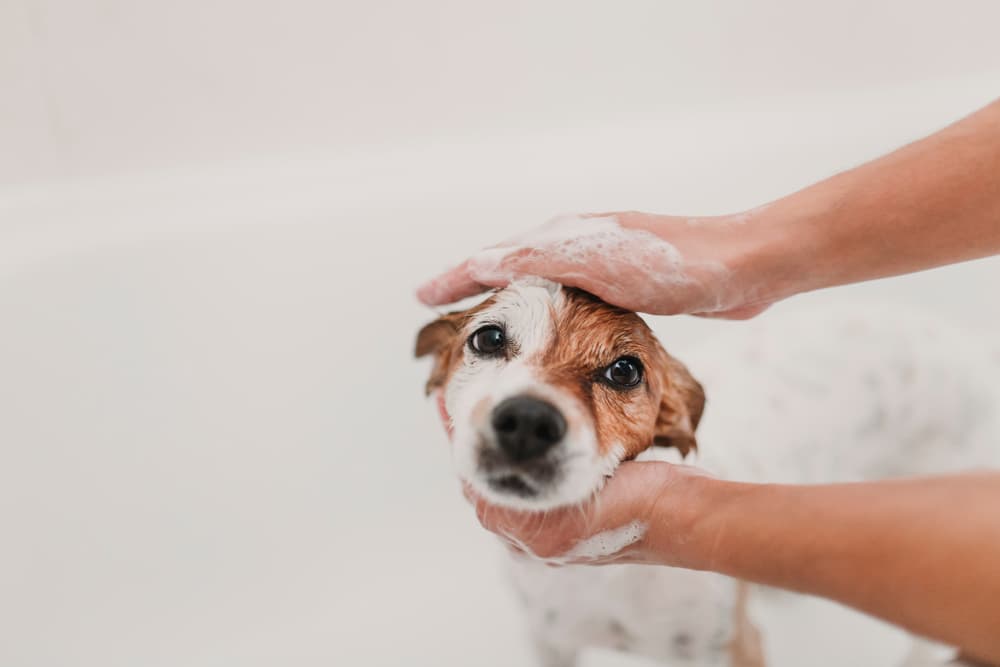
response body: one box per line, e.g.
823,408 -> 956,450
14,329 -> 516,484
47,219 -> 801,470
688,306 -> 999,487
508,556 -> 740,666
416,280 -> 999,666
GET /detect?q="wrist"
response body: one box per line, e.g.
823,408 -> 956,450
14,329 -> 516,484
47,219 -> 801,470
723,204 -> 820,308
616,210 -> 792,314
639,467 -> 736,569
734,168 -> 868,306
645,470 -> 772,573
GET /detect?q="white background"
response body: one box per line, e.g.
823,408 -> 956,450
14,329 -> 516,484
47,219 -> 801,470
2,2 -> 1000,666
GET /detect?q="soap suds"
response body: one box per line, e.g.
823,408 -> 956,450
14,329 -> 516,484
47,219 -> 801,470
560,520 -> 647,563
468,215 -> 684,278
499,519 -> 647,565
466,214 -> 727,312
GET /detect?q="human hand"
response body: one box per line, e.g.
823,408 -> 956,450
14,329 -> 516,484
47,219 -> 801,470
430,373 -> 715,570
416,211 -> 777,318
465,460 -> 715,568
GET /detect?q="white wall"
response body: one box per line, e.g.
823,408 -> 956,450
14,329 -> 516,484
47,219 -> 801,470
3,0 -> 1000,186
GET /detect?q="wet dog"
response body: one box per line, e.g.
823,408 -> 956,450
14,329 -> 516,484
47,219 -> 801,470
416,278 -> 999,666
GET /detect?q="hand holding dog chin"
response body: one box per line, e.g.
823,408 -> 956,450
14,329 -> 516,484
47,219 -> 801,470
466,461 -> 713,568
416,211 -> 774,319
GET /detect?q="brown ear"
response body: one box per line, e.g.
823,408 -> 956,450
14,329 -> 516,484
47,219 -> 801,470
414,312 -> 465,395
651,352 -> 706,458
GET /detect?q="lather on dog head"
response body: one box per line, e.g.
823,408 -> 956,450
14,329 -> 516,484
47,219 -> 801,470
415,278 -> 704,511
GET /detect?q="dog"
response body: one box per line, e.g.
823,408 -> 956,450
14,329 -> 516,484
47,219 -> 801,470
415,278 -> 999,666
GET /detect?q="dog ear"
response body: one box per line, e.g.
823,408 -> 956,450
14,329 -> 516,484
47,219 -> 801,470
414,311 -> 466,395
651,352 -> 706,458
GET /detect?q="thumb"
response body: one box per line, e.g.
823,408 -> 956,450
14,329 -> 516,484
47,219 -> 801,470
416,259 -> 492,306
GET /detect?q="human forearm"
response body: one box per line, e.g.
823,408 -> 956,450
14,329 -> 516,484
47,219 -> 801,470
418,99 -> 1000,316
672,473 -> 1000,662
736,98 -> 1000,306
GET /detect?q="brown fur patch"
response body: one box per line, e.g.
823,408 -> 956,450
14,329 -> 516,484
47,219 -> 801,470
539,288 -> 704,459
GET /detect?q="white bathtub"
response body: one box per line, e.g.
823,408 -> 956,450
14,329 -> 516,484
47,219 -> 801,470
2,75 -> 1000,667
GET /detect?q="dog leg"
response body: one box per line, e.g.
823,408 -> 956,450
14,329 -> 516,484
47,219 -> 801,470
728,582 -> 766,667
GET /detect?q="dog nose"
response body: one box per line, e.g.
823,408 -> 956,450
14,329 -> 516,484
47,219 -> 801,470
490,396 -> 567,461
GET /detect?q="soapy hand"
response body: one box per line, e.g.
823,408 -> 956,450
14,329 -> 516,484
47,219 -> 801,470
416,212 -> 775,318
465,461 -> 712,568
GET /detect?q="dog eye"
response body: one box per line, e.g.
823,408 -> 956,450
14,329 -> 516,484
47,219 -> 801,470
468,325 -> 506,356
603,357 -> 643,388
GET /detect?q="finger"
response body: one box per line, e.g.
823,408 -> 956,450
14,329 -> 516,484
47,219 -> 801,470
416,259 -> 491,306
435,391 -> 454,439
503,540 -> 526,556
461,482 -> 477,504
463,484 -> 512,529
472,494 -> 509,532
467,250 -> 610,301
691,302 -> 772,320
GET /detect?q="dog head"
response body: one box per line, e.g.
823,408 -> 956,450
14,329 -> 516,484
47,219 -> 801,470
415,278 -> 704,510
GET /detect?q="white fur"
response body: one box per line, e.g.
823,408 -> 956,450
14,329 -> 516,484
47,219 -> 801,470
508,557 -> 738,666
687,304 -> 1000,485
441,290 -> 1000,667
444,279 -> 620,511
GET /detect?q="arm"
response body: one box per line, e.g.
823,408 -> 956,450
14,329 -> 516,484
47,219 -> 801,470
471,464 -> 1000,664
740,97 -> 1000,310
418,98 -> 1000,316
683,472 -> 1000,664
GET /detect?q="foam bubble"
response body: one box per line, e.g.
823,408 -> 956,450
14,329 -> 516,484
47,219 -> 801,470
465,214 -> 730,313
560,520 -> 647,562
